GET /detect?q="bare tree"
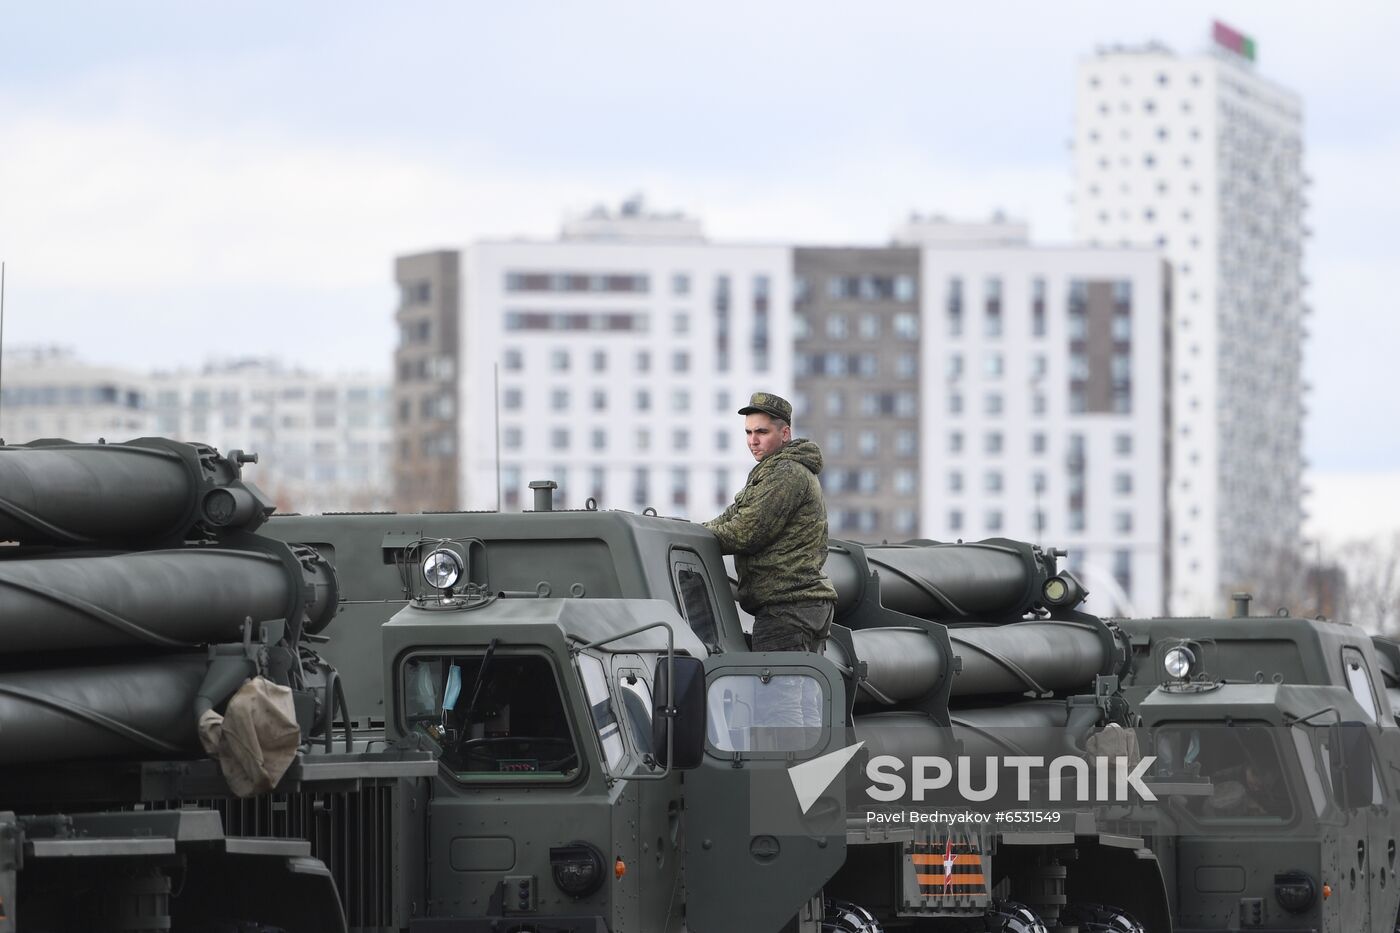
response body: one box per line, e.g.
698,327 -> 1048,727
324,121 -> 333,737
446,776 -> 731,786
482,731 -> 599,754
1332,531 -> 1400,635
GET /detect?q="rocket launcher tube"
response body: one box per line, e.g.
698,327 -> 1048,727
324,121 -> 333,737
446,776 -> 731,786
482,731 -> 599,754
825,538 -> 1054,624
0,548 -> 336,653
0,438 -> 272,546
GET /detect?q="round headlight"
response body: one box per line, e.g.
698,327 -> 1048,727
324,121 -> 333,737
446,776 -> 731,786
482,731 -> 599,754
550,841 -> 606,898
1043,577 -> 1068,603
422,549 -> 463,590
1164,646 -> 1196,680
1274,870 -> 1317,914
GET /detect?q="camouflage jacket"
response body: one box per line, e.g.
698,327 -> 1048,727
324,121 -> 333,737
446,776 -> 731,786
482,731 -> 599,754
704,439 -> 837,614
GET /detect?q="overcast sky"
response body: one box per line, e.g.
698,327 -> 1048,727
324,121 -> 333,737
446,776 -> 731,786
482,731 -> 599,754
1,2 -> 1396,543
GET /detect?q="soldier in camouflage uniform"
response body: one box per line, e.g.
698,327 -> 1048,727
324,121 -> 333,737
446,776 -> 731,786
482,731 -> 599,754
705,392 -> 838,655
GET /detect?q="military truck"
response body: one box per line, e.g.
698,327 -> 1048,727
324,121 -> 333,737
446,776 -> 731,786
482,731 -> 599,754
1115,600 -> 1400,932
2,438 -> 1395,933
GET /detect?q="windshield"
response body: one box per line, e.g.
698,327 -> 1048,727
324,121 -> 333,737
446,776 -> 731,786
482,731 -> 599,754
1155,724 -> 1294,822
403,653 -> 580,782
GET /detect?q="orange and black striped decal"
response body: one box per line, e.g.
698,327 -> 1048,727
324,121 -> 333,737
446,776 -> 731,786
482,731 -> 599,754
911,840 -> 986,896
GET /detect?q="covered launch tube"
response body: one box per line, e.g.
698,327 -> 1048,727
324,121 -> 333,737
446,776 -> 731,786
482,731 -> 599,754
0,437 -> 342,767
0,544 -> 338,654
0,437 -> 274,546
821,538 -> 1129,706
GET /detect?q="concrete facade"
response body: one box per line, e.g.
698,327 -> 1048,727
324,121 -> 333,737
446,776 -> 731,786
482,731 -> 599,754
1073,35 -> 1306,614
394,251 -> 461,512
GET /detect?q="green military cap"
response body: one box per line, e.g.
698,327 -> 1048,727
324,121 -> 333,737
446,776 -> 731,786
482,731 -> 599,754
738,391 -> 792,423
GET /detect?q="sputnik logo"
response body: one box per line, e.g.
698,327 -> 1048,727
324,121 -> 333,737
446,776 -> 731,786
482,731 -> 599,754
786,742 -> 864,815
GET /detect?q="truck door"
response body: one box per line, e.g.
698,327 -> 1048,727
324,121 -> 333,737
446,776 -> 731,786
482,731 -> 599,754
682,652 -> 851,933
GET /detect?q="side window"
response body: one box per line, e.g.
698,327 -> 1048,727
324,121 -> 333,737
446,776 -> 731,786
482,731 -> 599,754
673,551 -> 720,652
1343,649 -> 1380,721
1159,724 -> 1293,822
619,675 -> 655,760
402,653 -> 579,782
578,653 -> 626,772
707,672 -> 825,755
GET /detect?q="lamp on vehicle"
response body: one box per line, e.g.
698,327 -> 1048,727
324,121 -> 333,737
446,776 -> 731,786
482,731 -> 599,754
421,549 -> 463,591
1163,646 -> 1196,681
550,842 -> 606,898
1041,571 -> 1087,608
1274,870 -> 1317,914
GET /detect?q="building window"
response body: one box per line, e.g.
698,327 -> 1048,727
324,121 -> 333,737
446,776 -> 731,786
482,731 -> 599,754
896,430 -> 916,457
948,393 -> 963,415
592,349 -> 607,372
636,350 -> 651,372
859,313 -> 880,339
672,390 -> 690,413
949,510 -> 963,532
828,429 -> 846,455
1115,472 -> 1133,495
985,432 -> 1003,455
550,349 -> 570,371
984,393 -> 1003,416
1115,511 -> 1133,534
893,313 -> 918,340
1114,433 -> 1133,456
986,510 -> 1004,532
636,389 -> 651,411
503,427 -> 522,450
985,471 -> 1003,494
894,469 -> 916,495
551,428 -> 569,450
551,388 -> 569,411
672,273 -> 691,295
673,351 -> 690,373
672,468 -> 689,507
894,275 -> 916,303
714,469 -> 730,507
948,471 -> 963,493
826,391 -> 845,416
592,389 -> 607,411
633,468 -> 649,508
985,353 -> 1004,378
858,430 -> 878,456
896,352 -> 917,379
948,431 -> 963,454
946,278 -> 963,336
503,388 -> 523,410
504,348 -> 523,371
591,428 -> 606,450
674,429 -> 690,451
826,314 -> 849,339
984,278 -> 1003,337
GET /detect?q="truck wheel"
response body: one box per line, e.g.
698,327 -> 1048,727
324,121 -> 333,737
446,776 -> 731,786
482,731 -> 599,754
982,901 -> 1048,933
1060,902 -> 1146,933
823,898 -> 884,933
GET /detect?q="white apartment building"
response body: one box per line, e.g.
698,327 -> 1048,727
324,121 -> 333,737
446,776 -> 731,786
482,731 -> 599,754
911,235 -> 1169,618
459,203 -> 794,518
0,346 -> 150,443
147,359 -> 393,514
1073,25 -> 1306,614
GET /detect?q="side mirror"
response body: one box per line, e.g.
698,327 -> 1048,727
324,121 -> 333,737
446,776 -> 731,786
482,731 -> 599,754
1330,721 -> 1376,810
653,654 -> 706,770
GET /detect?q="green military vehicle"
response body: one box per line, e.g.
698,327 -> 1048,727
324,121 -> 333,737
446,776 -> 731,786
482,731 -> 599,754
1,438 -> 1395,933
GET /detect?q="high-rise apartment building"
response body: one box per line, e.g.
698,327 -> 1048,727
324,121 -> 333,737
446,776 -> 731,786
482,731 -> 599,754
918,233 -> 1169,617
793,248 -> 923,540
458,201 -> 794,517
1073,24 -> 1305,614
148,359 -> 393,514
793,222 -> 1170,615
394,251 -> 461,511
0,347 -> 149,443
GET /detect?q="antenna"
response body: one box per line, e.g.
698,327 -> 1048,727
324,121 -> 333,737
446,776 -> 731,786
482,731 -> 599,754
0,262 -> 6,425
494,362 -> 501,512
